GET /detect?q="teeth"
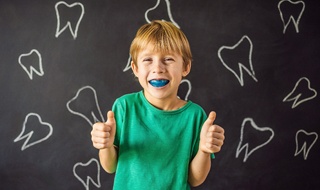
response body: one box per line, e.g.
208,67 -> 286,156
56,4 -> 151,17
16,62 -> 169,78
283,77 -> 317,109
149,79 -> 169,87
73,158 -> 101,189
18,49 -> 44,80
14,113 -> 53,151
218,35 -> 258,86
295,129 -> 318,160
66,86 -> 104,126
236,118 -> 274,162
278,0 -> 305,34
145,0 -> 180,28
55,2 -> 85,39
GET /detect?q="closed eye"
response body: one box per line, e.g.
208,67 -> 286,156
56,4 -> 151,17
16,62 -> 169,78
143,58 -> 152,62
164,57 -> 174,62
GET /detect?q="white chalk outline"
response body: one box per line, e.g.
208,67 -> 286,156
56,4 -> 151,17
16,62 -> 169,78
283,77 -> 317,109
18,49 -> 44,80
55,1 -> 85,39
73,158 -> 101,190
294,129 -> 318,160
218,35 -> 258,86
123,54 -> 132,72
145,0 -> 180,28
278,0 -> 305,34
123,0 -> 179,72
14,113 -> 53,151
236,118 -> 274,162
66,86 -> 105,126
180,79 -> 191,101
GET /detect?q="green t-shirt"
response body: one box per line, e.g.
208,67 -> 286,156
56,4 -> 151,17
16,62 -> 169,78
112,91 -> 213,190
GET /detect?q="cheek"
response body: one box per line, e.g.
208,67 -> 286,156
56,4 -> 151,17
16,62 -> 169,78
172,67 -> 185,77
135,69 -> 149,81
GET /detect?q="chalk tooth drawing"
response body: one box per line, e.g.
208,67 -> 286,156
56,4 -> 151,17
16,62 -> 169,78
145,0 -> 180,28
294,129 -> 318,160
179,79 -> 192,101
236,118 -> 274,162
278,0 -> 305,34
123,0 -> 179,72
73,158 -> 101,190
218,35 -> 258,86
55,1 -> 85,39
283,77 -> 317,109
123,54 -> 132,72
18,49 -> 44,80
14,113 -> 53,151
66,86 -> 104,126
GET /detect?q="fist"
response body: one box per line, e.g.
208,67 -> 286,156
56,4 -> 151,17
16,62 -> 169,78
91,111 -> 116,149
200,111 -> 225,154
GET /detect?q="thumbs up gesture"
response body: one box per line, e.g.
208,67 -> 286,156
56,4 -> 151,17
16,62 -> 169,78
199,111 -> 225,154
91,111 -> 116,149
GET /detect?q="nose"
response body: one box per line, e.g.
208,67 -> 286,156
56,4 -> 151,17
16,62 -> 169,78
152,60 -> 165,73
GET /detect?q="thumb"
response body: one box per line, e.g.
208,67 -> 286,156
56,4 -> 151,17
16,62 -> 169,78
105,111 -> 116,138
106,111 -> 115,125
203,111 -> 216,128
199,111 -> 217,153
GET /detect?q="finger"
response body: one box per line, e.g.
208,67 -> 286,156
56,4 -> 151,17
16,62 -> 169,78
99,136 -> 111,144
93,142 -> 108,149
208,125 -> 224,134
92,131 -> 110,138
92,136 -> 106,144
206,143 -> 222,153
206,137 -> 224,146
93,122 -> 109,132
206,132 -> 225,140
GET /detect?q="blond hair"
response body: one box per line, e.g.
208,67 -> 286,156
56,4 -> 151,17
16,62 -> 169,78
130,20 -> 192,69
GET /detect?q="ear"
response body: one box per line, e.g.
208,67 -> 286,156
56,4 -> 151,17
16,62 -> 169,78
182,61 -> 191,77
131,61 -> 138,77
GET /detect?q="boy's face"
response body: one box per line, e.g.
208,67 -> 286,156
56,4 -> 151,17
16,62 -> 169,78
131,43 -> 190,104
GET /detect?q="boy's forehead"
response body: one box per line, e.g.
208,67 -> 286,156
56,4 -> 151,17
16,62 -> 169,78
137,46 -> 179,57
138,42 -> 176,55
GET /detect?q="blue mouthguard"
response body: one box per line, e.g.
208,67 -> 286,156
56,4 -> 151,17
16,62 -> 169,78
149,79 -> 169,87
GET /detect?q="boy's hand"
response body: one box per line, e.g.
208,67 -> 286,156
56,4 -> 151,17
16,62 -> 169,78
91,111 -> 116,149
199,111 -> 225,154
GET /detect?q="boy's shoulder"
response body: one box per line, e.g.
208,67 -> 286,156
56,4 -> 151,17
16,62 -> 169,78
114,91 -> 142,106
117,91 -> 141,101
186,100 -> 206,114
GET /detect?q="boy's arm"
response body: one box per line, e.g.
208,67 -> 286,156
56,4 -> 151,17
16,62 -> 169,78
188,111 -> 225,187
91,111 -> 118,173
99,146 -> 118,173
188,150 -> 211,186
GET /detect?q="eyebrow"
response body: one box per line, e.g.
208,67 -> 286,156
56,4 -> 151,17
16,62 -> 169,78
139,50 -> 177,56
138,52 -> 152,58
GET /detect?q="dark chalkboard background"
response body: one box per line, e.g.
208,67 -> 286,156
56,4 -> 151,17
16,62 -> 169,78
1,0 -> 319,189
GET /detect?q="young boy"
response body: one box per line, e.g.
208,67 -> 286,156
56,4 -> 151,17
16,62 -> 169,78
91,20 -> 225,189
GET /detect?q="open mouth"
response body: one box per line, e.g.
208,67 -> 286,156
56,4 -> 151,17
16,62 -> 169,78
149,79 -> 170,88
